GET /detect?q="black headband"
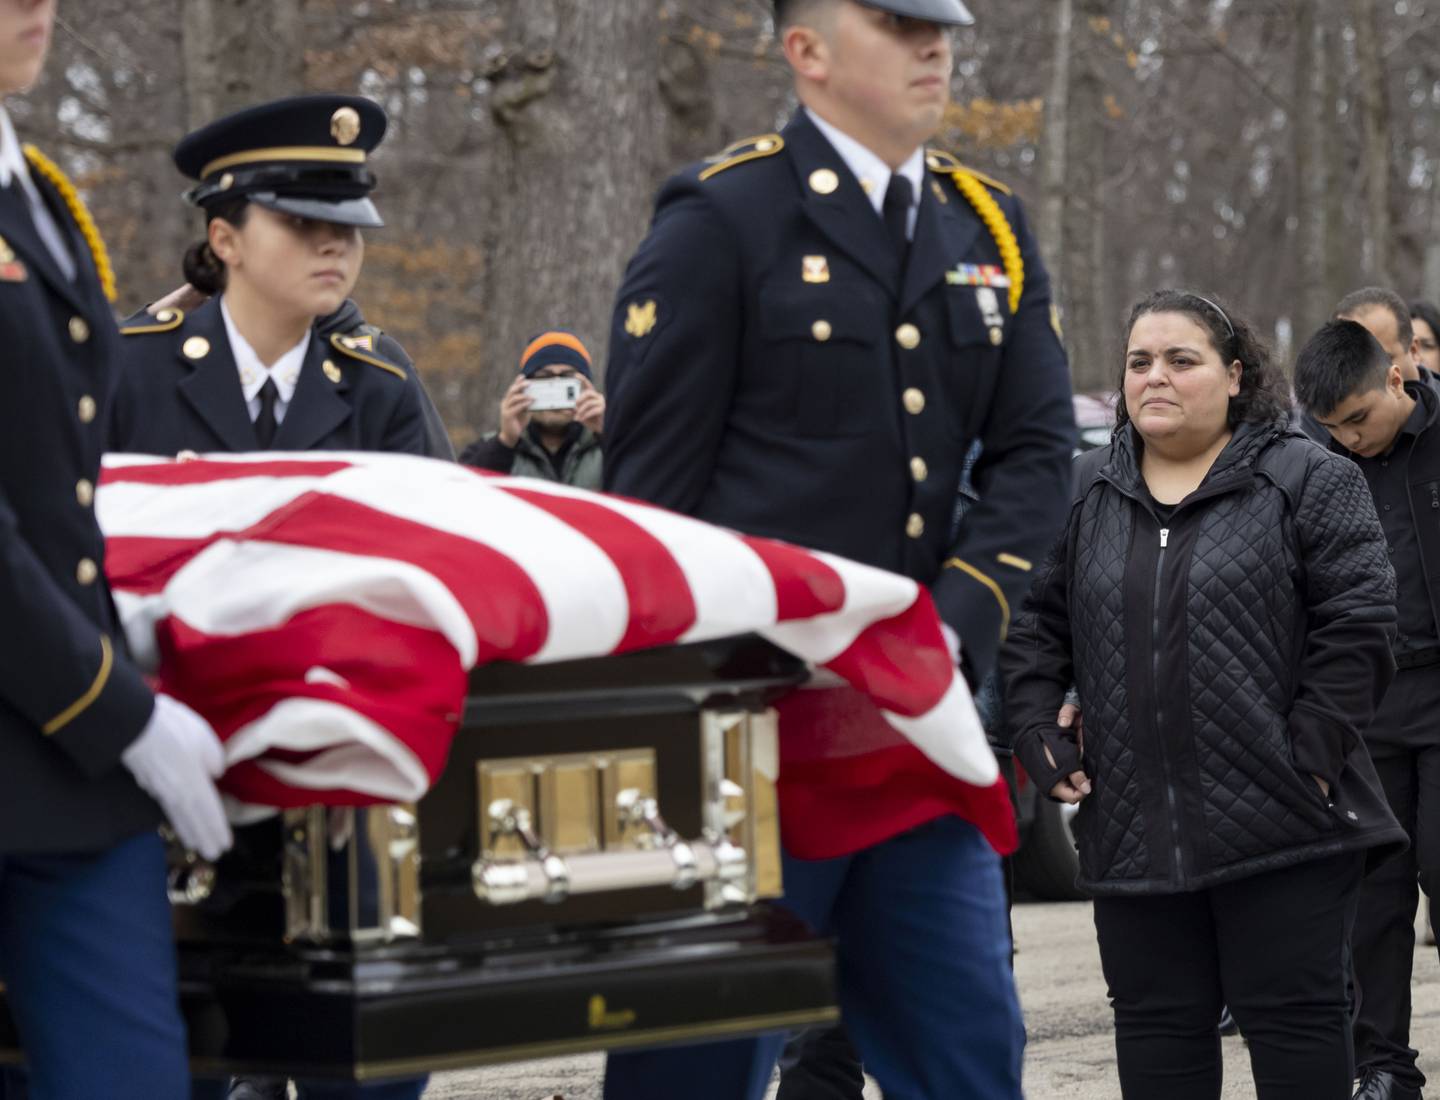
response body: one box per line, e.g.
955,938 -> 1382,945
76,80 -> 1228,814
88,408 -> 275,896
1189,293 -> 1236,343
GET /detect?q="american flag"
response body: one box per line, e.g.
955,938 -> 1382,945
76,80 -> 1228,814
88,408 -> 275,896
98,452 -> 1016,858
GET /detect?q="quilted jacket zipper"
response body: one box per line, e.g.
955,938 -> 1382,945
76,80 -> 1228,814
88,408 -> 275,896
1152,525 -> 1186,887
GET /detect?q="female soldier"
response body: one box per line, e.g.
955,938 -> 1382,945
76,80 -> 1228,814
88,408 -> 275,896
108,94 -> 427,459
110,95 -> 429,1100
1003,291 -> 1406,1099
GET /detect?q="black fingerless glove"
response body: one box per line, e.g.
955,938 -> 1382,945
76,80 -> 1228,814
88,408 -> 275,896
1014,725 -> 1083,803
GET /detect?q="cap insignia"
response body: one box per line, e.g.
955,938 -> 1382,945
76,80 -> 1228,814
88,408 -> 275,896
331,106 -> 362,147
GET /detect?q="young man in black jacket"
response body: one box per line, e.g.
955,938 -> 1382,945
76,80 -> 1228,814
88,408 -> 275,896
1298,319 -> 1440,1100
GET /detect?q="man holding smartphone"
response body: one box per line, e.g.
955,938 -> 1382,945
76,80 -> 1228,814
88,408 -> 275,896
460,329 -> 605,488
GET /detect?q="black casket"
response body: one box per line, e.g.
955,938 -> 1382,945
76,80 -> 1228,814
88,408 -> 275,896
0,637 -> 837,1081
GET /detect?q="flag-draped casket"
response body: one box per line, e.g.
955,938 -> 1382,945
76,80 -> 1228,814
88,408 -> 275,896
0,453 -> 1016,1078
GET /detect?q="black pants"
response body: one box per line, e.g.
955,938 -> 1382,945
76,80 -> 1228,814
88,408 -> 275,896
1094,852 -> 1363,1100
1353,666 -> 1440,1088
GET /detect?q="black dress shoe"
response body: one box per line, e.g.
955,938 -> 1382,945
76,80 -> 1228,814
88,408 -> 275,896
226,1077 -> 290,1100
1353,1068 -> 1424,1100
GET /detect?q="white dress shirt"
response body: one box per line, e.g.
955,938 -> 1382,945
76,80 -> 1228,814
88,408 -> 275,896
806,108 -> 925,240
220,297 -> 308,425
0,106 -> 76,281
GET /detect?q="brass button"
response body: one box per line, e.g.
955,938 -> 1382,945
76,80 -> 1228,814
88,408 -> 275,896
77,395 -> 97,423
182,336 -> 211,360
906,514 -> 926,539
76,479 -> 94,507
896,323 -> 921,350
809,168 -> 840,195
76,558 -> 98,585
903,388 -> 926,415
812,320 -> 833,342
756,138 -> 776,152
990,326 -> 1004,346
910,457 -> 929,482
68,316 -> 90,344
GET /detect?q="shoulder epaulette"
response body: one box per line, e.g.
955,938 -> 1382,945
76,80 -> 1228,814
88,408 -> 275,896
925,149 -> 1012,196
329,331 -> 406,381
698,133 -> 784,182
119,307 -> 185,336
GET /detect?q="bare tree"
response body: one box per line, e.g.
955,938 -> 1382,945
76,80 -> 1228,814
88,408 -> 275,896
182,0 -> 304,126
1351,0 -> 1392,284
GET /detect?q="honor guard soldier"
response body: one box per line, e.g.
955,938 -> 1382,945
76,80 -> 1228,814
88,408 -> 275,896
108,95 -> 429,461
0,2 -> 231,1098
601,1 -> 1075,1098
108,95 -> 430,1100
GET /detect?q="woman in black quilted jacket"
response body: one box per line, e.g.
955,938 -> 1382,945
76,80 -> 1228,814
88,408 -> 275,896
1003,290 -> 1406,1100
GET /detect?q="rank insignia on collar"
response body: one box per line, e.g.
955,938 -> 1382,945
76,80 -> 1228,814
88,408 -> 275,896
0,235 -> 14,263
625,299 -> 658,339
802,256 -> 830,284
323,359 -> 342,384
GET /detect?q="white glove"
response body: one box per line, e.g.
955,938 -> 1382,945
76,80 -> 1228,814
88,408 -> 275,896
122,694 -> 233,861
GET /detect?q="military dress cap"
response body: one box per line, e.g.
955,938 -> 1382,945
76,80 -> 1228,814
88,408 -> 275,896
174,94 -> 387,228
781,0 -> 974,26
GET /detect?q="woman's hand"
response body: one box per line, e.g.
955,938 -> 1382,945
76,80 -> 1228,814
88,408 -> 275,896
575,375 -> 606,435
1045,698 -> 1091,804
497,373 -> 533,447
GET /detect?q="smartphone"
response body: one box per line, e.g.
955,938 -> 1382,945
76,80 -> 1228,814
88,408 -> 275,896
527,377 -> 581,411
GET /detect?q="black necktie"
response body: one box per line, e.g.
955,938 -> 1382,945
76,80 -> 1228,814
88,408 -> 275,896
883,174 -> 913,261
254,377 -> 279,449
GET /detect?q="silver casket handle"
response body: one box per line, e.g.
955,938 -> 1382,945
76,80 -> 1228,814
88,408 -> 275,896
473,789 -> 747,906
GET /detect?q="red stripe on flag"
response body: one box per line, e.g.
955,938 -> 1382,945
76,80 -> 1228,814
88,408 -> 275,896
247,493 -> 552,661
822,588 -> 954,718
106,535 -> 213,594
498,486 -> 698,652
154,605 -> 465,799
110,491 -> 553,662
740,535 -> 847,620
101,459 -> 354,486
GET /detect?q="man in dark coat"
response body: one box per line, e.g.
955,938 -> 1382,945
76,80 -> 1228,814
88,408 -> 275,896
600,1 -> 1075,1096
1298,319 -> 1440,1100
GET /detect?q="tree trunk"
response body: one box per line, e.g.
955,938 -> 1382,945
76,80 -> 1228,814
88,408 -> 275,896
1037,0 -> 1072,269
482,0 -> 663,405
1423,160 -> 1440,302
181,0 -> 304,128
1293,0 -> 1338,342
1351,0 -> 1391,284
1062,0 -> 1111,394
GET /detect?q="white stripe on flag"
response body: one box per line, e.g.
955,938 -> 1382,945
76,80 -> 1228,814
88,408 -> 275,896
880,677 -> 998,785
160,540 -> 481,664
321,469 -> 632,662
227,697 -> 430,800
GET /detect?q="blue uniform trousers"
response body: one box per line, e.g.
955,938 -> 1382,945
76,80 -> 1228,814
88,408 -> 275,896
0,832 -> 189,1100
603,816 -> 1025,1100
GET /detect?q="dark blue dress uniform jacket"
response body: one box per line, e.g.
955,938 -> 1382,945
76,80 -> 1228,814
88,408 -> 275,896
0,168 -> 160,854
603,112 -> 1076,679
108,296 -> 429,457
